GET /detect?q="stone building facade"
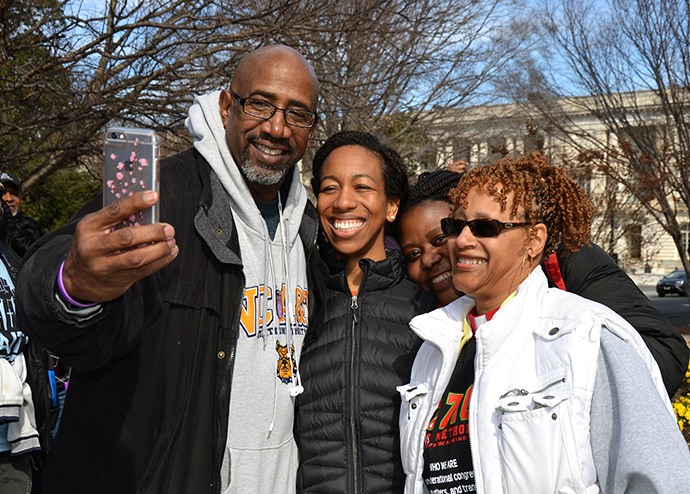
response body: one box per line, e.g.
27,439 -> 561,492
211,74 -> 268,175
423,91 -> 688,276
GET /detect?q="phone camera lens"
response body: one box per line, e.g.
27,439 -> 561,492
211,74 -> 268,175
111,133 -> 117,138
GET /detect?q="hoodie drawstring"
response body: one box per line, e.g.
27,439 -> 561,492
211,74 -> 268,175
278,195 -> 303,398
267,194 -> 304,439
265,217 -> 278,439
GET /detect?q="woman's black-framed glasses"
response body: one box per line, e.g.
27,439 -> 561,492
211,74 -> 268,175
440,218 -> 529,238
231,92 -> 318,128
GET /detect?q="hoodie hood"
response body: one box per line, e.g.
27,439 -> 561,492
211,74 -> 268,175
185,90 -> 308,244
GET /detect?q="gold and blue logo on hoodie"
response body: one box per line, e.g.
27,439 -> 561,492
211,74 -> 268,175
240,284 -> 309,338
275,342 -> 296,384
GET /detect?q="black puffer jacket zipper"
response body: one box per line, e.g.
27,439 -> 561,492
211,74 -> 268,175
348,293 -> 360,493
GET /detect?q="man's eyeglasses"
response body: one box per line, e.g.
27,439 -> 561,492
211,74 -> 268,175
231,92 -> 317,128
440,218 -> 529,238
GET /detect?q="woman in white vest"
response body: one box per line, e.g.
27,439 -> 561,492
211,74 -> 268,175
398,151 -> 690,494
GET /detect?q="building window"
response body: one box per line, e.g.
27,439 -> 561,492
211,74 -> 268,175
477,136 -> 508,165
629,225 -> 642,259
523,134 -> 544,154
682,224 -> 690,256
488,136 -> 507,157
453,138 -> 471,164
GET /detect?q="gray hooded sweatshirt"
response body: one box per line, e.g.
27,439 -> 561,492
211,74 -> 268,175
186,91 -> 309,494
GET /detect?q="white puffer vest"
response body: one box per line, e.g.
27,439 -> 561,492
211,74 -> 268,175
398,267 -> 671,494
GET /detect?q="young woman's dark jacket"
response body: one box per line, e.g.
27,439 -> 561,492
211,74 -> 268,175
295,249 -> 437,494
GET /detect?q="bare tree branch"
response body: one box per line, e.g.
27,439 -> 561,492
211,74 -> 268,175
505,0 -> 690,278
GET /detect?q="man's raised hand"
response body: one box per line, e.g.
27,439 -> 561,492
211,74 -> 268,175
61,191 -> 178,303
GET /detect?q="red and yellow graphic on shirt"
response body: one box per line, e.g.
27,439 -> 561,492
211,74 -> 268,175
240,284 -> 308,338
425,385 -> 473,448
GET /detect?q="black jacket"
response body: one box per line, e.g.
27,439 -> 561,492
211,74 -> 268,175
16,149 -> 327,494
3,210 -> 44,257
295,249 -> 437,494
554,243 -> 689,396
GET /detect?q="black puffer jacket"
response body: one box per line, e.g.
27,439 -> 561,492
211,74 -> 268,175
295,249 -> 437,494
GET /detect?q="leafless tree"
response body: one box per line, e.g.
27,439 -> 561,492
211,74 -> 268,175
289,0 -> 535,175
507,0 -> 690,275
2,0 -> 317,193
3,0 -> 533,205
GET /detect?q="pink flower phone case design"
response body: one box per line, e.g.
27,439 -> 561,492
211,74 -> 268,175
103,127 -> 160,229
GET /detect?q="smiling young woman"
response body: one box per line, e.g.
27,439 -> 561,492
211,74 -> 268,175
315,144 -> 399,290
398,186 -> 462,306
294,131 -> 436,494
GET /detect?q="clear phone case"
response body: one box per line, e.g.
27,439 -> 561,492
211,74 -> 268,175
103,127 -> 160,228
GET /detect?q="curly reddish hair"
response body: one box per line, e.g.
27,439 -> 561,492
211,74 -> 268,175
449,152 -> 595,257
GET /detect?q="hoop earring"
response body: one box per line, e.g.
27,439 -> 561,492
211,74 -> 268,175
520,251 -> 536,281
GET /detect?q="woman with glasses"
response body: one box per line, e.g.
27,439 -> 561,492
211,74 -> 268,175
397,168 -> 689,396
397,152 -> 690,493
294,131 -> 436,494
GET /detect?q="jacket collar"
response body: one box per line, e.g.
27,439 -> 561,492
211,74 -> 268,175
324,249 -> 406,294
194,148 -> 318,261
409,267 -> 550,364
196,148 -> 214,212
472,267 -> 547,365
409,295 -> 474,360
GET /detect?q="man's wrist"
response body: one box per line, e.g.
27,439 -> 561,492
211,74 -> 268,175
57,260 -> 98,308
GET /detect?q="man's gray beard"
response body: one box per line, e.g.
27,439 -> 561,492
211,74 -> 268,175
240,157 -> 290,187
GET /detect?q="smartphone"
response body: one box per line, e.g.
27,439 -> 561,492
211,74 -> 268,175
103,127 -> 160,228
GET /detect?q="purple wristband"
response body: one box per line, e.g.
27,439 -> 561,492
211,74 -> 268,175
58,261 -> 98,308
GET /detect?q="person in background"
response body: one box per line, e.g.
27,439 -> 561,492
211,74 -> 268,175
0,176 -> 53,433
0,173 -> 44,256
398,152 -> 690,493
15,45 -> 327,493
0,177 -> 58,494
0,178 -> 59,494
295,131 -> 436,493
0,172 -> 26,217
0,192 -> 53,494
397,167 -> 689,396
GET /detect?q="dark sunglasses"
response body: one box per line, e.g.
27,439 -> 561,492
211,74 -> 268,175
440,217 -> 529,238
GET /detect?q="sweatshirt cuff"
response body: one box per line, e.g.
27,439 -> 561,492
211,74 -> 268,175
0,405 -> 19,424
10,434 -> 40,456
